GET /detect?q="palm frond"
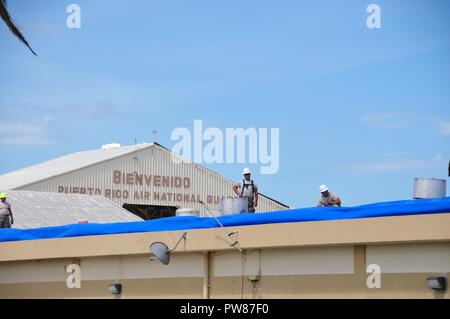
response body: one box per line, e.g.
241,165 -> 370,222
0,0 -> 37,56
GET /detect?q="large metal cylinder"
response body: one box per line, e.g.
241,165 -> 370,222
413,178 -> 446,199
175,208 -> 200,217
220,197 -> 249,215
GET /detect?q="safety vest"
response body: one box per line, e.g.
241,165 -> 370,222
241,179 -> 255,196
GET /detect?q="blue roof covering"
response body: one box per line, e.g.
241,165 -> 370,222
1,197 -> 449,243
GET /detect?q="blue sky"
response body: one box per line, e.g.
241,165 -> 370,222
0,0 -> 449,207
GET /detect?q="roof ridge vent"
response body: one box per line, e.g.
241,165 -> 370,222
101,143 -> 121,150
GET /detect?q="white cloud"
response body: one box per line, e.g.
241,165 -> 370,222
362,113 -> 450,138
0,98 -> 118,147
335,155 -> 447,173
0,118 -> 53,146
361,113 -> 408,130
0,136 -> 51,146
29,21 -> 58,34
438,120 -> 450,136
0,123 -> 45,134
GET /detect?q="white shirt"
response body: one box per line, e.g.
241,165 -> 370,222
317,192 -> 340,207
237,180 -> 258,198
0,202 -> 11,216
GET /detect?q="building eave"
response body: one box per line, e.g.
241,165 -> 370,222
1,212 -> 449,262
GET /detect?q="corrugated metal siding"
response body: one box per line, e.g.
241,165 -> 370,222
0,144 -> 152,190
5,190 -> 142,229
20,145 -> 287,215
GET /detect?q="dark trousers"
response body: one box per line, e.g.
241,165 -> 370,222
247,198 -> 255,213
0,215 -> 11,228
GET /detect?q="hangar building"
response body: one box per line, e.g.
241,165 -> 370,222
0,143 -> 288,220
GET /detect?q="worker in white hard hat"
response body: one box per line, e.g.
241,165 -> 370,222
317,185 -> 341,207
233,168 -> 259,213
0,192 -> 14,228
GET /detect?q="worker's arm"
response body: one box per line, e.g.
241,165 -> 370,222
254,191 -> 259,208
233,184 -> 241,197
9,206 -> 13,224
331,197 -> 342,207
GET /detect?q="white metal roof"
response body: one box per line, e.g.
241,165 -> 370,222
4,190 -> 143,229
0,143 -> 153,190
0,142 -> 289,208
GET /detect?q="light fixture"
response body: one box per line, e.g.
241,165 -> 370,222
150,232 -> 187,265
108,283 -> 122,296
426,275 -> 447,291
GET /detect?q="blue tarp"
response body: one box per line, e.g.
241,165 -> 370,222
1,197 -> 449,243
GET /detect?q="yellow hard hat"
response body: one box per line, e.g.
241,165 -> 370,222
0,193 -> 7,199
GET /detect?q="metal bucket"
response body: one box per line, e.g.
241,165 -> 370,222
220,197 -> 249,215
413,178 -> 446,199
176,208 -> 200,217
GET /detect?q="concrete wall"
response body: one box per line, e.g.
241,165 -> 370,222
0,245 -> 448,299
1,213 -> 449,298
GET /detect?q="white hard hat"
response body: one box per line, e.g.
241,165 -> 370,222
242,168 -> 251,175
319,185 -> 329,193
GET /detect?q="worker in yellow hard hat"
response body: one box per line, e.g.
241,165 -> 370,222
0,193 -> 14,228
